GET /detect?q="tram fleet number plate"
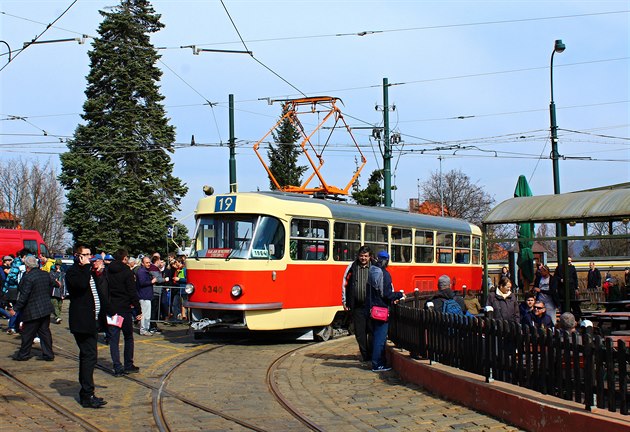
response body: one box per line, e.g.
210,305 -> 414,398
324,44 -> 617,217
215,195 -> 236,212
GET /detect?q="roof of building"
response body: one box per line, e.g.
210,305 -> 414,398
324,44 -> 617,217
483,186 -> 630,225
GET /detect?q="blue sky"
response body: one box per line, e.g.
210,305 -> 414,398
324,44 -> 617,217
1,1 -> 628,234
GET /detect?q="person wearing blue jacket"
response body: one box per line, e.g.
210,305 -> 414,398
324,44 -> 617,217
136,256 -> 156,336
366,250 -> 404,372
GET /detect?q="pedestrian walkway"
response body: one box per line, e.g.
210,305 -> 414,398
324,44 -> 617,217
0,312 -> 522,431
275,336 -> 522,431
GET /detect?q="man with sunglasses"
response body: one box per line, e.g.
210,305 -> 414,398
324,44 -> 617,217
65,245 -> 109,409
525,301 -> 555,332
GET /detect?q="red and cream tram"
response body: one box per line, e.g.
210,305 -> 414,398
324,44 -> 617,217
184,191 -> 482,339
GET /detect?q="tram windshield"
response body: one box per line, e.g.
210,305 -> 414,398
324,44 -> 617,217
192,214 -> 285,260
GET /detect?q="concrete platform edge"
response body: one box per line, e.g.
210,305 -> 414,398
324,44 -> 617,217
387,345 -> 630,432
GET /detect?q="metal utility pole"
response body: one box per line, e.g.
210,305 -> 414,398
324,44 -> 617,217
229,94 -> 237,193
549,39 -> 568,310
438,156 -> 444,216
383,78 -> 392,207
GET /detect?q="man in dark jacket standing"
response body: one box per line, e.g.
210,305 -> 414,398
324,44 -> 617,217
587,262 -> 601,291
11,255 -> 55,361
342,245 -> 372,363
65,245 -> 108,409
106,249 -> 142,376
136,256 -> 156,335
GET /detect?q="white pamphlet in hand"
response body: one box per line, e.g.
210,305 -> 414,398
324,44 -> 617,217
107,314 -> 124,328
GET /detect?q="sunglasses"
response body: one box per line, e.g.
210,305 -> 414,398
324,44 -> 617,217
534,306 -> 545,310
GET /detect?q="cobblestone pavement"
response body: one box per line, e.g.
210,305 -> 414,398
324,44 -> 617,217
0,310 -> 522,431
274,337 -> 522,431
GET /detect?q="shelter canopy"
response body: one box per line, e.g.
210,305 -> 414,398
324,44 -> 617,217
483,187 -> 630,225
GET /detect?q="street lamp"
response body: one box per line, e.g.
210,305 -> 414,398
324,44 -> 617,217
549,39 -> 569,312
550,39 -> 565,195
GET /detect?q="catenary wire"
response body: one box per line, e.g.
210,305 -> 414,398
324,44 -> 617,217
0,0 -> 78,72
219,0 -> 307,97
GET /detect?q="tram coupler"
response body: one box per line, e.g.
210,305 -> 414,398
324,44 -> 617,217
190,318 -> 223,331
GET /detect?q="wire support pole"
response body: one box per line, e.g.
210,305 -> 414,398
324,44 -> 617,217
383,77 -> 392,207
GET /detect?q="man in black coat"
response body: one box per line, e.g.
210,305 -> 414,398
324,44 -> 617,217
587,262 -> 601,291
11,255 -> 55,361
65,245 -> 108,409
342,245 -> 372,363
105,248 -> 142,377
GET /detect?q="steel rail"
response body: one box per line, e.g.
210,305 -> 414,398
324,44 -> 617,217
265,343 -> 326,432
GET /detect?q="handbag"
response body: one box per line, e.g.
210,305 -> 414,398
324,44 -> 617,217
370,305 -> 389,321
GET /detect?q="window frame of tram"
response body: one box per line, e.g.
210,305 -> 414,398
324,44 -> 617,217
193,215 -> 285,260
289,218 -> 330,261
414,230 -> 435,263
364,223 -> 388,257
455,234 -> 471,264
436,231 -> 454,264
333,221 -> 361,261
472,236 -> 481,264
391,226 -> 412,263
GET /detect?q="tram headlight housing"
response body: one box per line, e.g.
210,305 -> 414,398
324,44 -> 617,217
231,284 -> 242,298
185,283 -> 194,295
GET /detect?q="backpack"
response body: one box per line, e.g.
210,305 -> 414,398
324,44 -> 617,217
442,298 -> 464,315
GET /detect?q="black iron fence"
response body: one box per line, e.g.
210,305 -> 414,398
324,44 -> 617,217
389,304 -> 629,415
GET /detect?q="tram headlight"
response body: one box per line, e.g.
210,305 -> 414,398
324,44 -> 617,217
231,284 -> 243,298
185,283 -> 194,295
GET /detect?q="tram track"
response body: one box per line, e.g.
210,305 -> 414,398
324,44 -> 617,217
51,343 -> 271,432
266,343 -> 326,432
4,330 -> 327,431
0,365 -> 105,432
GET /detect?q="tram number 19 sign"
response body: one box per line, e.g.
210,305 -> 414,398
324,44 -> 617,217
215,195 -> 236,212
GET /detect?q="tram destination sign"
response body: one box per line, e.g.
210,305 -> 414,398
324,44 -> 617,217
205,248 -> 232,258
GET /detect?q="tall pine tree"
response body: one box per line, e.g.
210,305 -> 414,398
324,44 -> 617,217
267,103 -> 307,190
59,0 -> 187,254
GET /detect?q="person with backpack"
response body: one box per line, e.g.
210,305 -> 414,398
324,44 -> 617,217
486,276 -> 520,323
425,274 -> 467,315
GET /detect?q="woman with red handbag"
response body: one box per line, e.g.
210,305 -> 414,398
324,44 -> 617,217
366,250 -> 404,372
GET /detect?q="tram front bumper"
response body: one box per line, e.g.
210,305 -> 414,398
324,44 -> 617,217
184,301 -> 283,330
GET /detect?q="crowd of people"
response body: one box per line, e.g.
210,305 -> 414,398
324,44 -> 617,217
0,245 -> 189,408
341,249 -> 625,371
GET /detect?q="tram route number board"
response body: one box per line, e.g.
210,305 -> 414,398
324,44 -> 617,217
215,195 -> 236,212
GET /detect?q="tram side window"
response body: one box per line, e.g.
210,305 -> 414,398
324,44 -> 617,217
364,224 -> 388,256
251,216 -> 285,260
290,218 -> 329,261
455,234 -> 471,264
391,227 -> 412,263
415,230 -> 434,263
333,221 -> 361,261
437,231 -> 453,264
472,236 -> 481,264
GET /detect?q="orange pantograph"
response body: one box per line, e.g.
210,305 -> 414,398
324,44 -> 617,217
253,96 -> 366,196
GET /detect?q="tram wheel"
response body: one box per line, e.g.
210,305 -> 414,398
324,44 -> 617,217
314,325 -> 333,342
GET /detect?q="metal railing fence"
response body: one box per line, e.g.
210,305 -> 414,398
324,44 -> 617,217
389,304 -> 629,415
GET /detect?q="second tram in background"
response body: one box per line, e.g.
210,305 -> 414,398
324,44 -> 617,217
184,191 -> 483,340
